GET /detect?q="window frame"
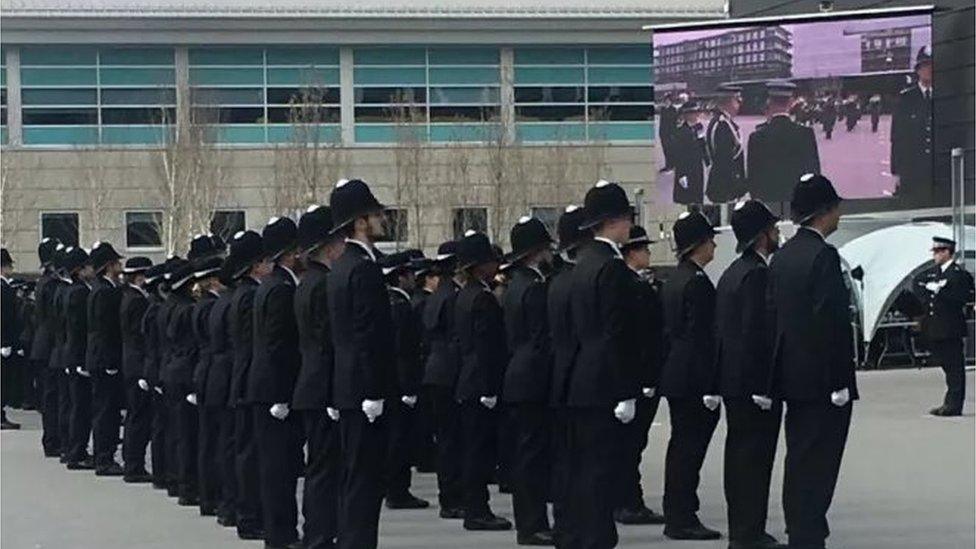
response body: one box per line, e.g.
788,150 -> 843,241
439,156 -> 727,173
124,209 -> 165,251
452,207 -> 489,240
210,209 -> 247,242
39,210 -> 81,248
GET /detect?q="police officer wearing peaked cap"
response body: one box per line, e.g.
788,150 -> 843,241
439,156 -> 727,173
706,85 -> 746,204
891,46 -> 933,205
671,101 -> 709,205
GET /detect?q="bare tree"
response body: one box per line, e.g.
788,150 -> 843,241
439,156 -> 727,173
78,153 -> 115,245
389,90 -> 429,250
0,153 -> 32,245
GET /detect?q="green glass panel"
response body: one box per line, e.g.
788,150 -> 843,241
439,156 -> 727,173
1,70 -> 7,87
1,127 -> 7,145
100,68 -> 175,86
23,126 -> 99,145
513,47 -> 584,65
354,67 -> 426,86
587,122 -> 654,142
429,123 -> 500,142
267,67 -> 340,86
21,47 -> 98,66
266,47 -> 339,66
587,66 -> 651,85
354,124 -> 427,143
211,125 -> 266,144
267,124 -> 341,144
189,67 -> 264,86
428,48 -> 499,65
586,46 -> 651,65
22,68 -> 97,86
99,48 -> 174,66
354,47 -> 426,66
513,67 -> 584,85
101,125 -> 172,144
428,67 -> 499,85
22,88 -> 97,105
189,48 -> 264,66
515,123 -> 585,142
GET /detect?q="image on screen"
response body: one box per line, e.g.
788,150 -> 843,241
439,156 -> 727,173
652,13 -> 933,208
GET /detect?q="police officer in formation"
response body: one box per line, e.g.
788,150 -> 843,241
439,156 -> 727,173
705,85 -> 746,204
891,46 -> 934,205
12,172 -> 874,549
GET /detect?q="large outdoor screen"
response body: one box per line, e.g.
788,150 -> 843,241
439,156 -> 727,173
652,12 -> 933,209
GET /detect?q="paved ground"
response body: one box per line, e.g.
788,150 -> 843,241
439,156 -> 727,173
2,367 -> 973,549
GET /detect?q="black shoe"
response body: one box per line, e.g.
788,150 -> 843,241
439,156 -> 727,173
66,457 -> 95,470
614,506 -> 666,525
43,448 -> 61,458
59,454 -> 70,464
237,529 -> 265,541
178,494 -> 199,506
123,472 -> 153,483
264,541 -> 302,549
439,507 -> 466,519
517,530 -> 556,546
152,481 -> 168,490
166,485 -> 180,498
498,483 -> 513,494
664,522 -> 722,540
95,463 -> 125,477
464,514 -> 513,531
1,420 -> 21,430
415,463 -> 437,474
729,533 -> 787,549
930,405 -> 962,417
386,494 -> 431,509
217,514 -> 237,528
200,504 -> 217,517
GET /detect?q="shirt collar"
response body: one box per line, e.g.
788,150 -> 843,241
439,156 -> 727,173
344,238 -> 377,263
754,248 -> 771,265
0,275 -> 9,285
918,83 -> 931,95
770,112 -> 791,121
559,251 -> 577,265
799,226 -> 826,241
279,264 -> 300,286
593,237 -> 623,259
390,286 -> 411,301
940,258 -> 955,273
102,274 -> 117,287
526,265 -> 545,281
128,282 -> 148,298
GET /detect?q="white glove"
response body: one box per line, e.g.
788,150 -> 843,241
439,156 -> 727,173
326,407 -> 340,422
401,395 -> 418,407
105,369 -> 119,376
186,393 -> 198,405
0,347 -> 11,358
614,399 -> 636,424
751,394 -> 773,411
269,403 -> 290,420
702,395 -> 722,411
154,386 -> 164,395
65,368 -> 71,375
137,379 -> 149,391
479,396 -> 498,410
76,366 -> 91,378
678,176 -> 689,189
924,281 -> 941,293
830,388 -> 850,407
642,387 -> 656,398
362,399 -> 384,423
16,349 -> 25,356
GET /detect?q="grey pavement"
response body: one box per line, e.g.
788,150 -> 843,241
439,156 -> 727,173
2,367 -> 973,549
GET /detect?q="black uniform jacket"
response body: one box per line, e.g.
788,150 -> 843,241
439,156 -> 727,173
204,289 -> 235,407
328,241 -> 396,409
913,261 -> 975,342
163,291 -> 198,392
715,250 -> 772,398
390,286 -> 423,397
746,114 -> 820,203
119,283 -> 150,380
247,265 -> 300,405
671,122 -> 708,205
192,291 -> 219,401
567,239 -> 641,408
86,276 -> 123,373
502,266 -> 552,404
890,85 -> 932,185
768,228 -> 858,401
630,270 -> 666,391
454,279 -> 507,402
411,288 -> 433,370
30,271 -> 58,362
62,279 -> 91,370
48,278 -> 70,370
547,263 -> 578,406
705,111 -> 745,204
292,261 -> 334,410
140,295 -> 164,386
660,260 -> 718,399
422,277 -> 462,389
1,278 -> 21,350
228,277 -> 259,407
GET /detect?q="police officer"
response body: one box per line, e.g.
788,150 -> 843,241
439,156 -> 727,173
615,225 -> 666,526
1,248 -> 22,430
379,250 -> 430,510
914,236 -> 975,417
227,230 -> 271,541
769,173 -> 857,549
820,96 -> 837,140
502,216 -> 556,545
747,81 -> 820,205
119,256 -> 154,483
292,205 -> 345,549
32,238 -> 62,450
564,180 -> 640,548
140,258 -> 177,491
63,246 -> 95,470
671,101 -> 709,205
716,201 -> 785,549
328,178 -> 397,549
660,211 -> 721,541
706,85 -> 746,204
45,244 -> 71,450
246,216 -> 304,549
867,95 -> 882,133
151,256 -> 187,497
658,93 -> 678,172
891,46 -> 933,205
86,241 -> 125,476
422,240 -> 466,519
410,255 -> 439,474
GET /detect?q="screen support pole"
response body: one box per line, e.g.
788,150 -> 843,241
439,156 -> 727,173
950,147 -> 964,260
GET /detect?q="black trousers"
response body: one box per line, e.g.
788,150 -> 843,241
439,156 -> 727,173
149,389 -> 170,486
234,405 -> 263,534
41,367 -> 62,455
23,359 -> 40,408
549,409 -> 569,545
460,400 -> 497,520
216,407 -> 237,522
58,370 -> 73,458
67,373 -> 93,462
932,338 -> 965,412
385,399 -> 417,498
429,385 -> 464,509
253,405 -> 301,546
723,397 -> 782,542
783,400 -> 852,548
91,371 -> 123,469
563,407 -> 619,549
337,408 -> 388,549
414,387 -> 438,469
496,405 -> 514,488
303,410 -> 340,549
1,355 -> 23,410
663,397 -> 719,527
122,379 -> 152,474
169,392 -> 199,497
509,403 -> 551,536
198,405 -> 223,510
617,395 -> 660,511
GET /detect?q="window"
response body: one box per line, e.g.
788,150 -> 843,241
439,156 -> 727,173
20,46 -> 176,146
452,207 -> 488,239
210,210 -> 246,242
376,208 -> 408,243
530,206 -> 561,237
125,211 -> 163,249
40,212 -> 79,247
